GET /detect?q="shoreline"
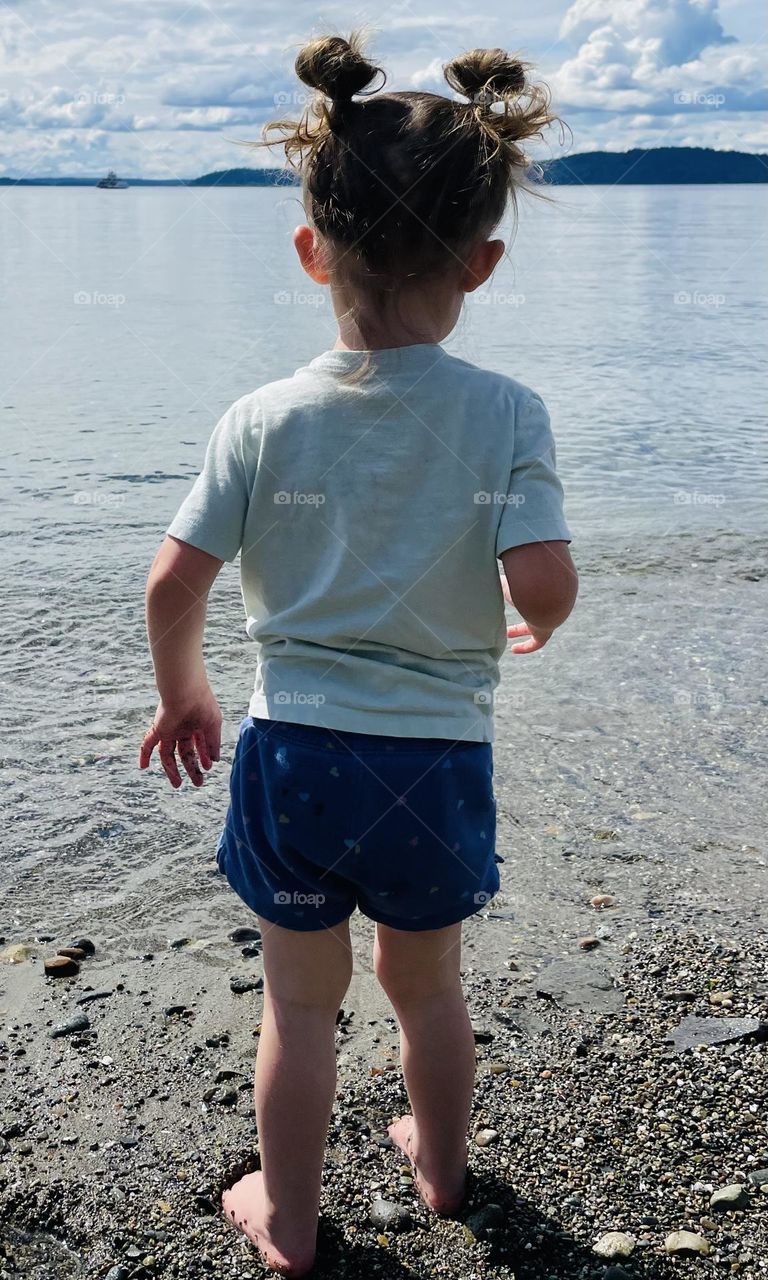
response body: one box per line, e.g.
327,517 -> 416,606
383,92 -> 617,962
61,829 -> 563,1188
1,926 -> 766,1278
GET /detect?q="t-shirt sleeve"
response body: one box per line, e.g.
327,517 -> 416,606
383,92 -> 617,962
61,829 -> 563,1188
166,399 -> 254,563
495,391 -> 571,557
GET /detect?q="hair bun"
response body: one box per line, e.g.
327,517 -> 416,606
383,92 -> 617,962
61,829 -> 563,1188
444,48 -> 526,103
295,33 -> 383,102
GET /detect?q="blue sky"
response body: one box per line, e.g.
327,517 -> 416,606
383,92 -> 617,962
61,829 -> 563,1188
0,0 -> 766,178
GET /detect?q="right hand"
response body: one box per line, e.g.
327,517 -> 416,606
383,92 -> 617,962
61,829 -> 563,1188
507,622 -> 553,654
138,684 -> 223,788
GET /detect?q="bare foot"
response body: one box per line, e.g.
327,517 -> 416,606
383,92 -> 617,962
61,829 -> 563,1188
222,1171 -> 316,1277
388,1114 -> 466,1215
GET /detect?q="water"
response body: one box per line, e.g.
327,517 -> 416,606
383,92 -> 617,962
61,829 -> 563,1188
1,185 -> 766,942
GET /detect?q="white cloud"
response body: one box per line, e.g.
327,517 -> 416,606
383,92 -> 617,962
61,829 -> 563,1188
553,0 -> 768,125
0,0 -> 765,177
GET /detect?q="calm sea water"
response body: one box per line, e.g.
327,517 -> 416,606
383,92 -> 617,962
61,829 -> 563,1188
1,185 -> 766,942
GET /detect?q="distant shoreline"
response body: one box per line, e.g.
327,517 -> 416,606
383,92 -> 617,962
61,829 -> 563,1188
1,147 -> 767,187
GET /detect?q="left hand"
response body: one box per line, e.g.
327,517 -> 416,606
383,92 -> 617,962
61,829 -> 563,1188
507,622 -> 553,654
138,685 -> 222,788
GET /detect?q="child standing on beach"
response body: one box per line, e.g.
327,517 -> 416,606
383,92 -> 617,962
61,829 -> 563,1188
140,34 -> 577,1277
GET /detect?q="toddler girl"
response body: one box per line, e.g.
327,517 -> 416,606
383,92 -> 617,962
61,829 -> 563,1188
140,33 -> 577,1276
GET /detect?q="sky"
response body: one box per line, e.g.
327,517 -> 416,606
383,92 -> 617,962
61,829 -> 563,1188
0,0 -> 766,179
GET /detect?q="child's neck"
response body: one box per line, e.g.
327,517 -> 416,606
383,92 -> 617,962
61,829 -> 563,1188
331,285 -> 460,351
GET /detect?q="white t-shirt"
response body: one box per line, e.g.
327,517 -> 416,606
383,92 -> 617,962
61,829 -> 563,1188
167,343 -> 570,742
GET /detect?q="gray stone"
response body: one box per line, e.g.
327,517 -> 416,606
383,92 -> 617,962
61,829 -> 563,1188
593,1232 -> 636,1260
709,1183 -> 750,1211
670,1016 -> 762,1053
230,927 -> 261,944
665,1231 -> 710,1256
534,958 -> 623,1012
474,1128 -> 499,1148
49,1012 -> 90,1039
230,975 -> 263,995
465,1203 -> 504,1239
369,1197 -> 411,1232
748,1168 -> 768,1187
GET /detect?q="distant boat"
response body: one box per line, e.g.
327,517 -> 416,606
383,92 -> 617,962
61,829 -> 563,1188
97,171 -> 128,189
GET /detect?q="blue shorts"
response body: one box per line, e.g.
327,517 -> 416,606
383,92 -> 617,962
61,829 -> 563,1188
216,717 -> 501,933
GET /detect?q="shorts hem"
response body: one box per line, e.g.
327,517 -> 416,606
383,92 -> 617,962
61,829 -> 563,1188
358,897 -> 496,933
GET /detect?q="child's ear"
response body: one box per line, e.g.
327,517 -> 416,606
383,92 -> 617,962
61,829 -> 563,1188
461,239 -> 505,293
293,225 -> 330,284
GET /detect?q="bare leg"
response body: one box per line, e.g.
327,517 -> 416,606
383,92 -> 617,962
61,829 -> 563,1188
374,921 -> 475,1214
222,916 -> 353,1276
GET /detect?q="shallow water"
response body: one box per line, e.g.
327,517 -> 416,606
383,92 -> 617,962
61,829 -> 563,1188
0,185 -> 766,943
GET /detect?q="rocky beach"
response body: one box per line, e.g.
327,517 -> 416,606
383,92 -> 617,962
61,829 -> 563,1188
1,922 -> 767,1280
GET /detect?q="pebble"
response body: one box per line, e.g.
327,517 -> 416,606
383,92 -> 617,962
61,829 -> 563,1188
474,1128 -> 499,1147
465,1203 -> 504,1239
230,975 -> 263,995
57,946 -> 87,961
230,927 -> 261,944
44,955 -> 80,978
748,1168 -> 768,1186
74,938 -> 96,955
579,936 -> 600,951
591,894 -> 616,909
76,989 -> 113,1006
369,1197 -> 411,1232
49,1013 -> 90,1039
105,1268 -> 130,1280
593,1231 -> 636,1259
665,1230 -> 711,1256
202,1086 -> 238,1107
709,1183 -> 750,1211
